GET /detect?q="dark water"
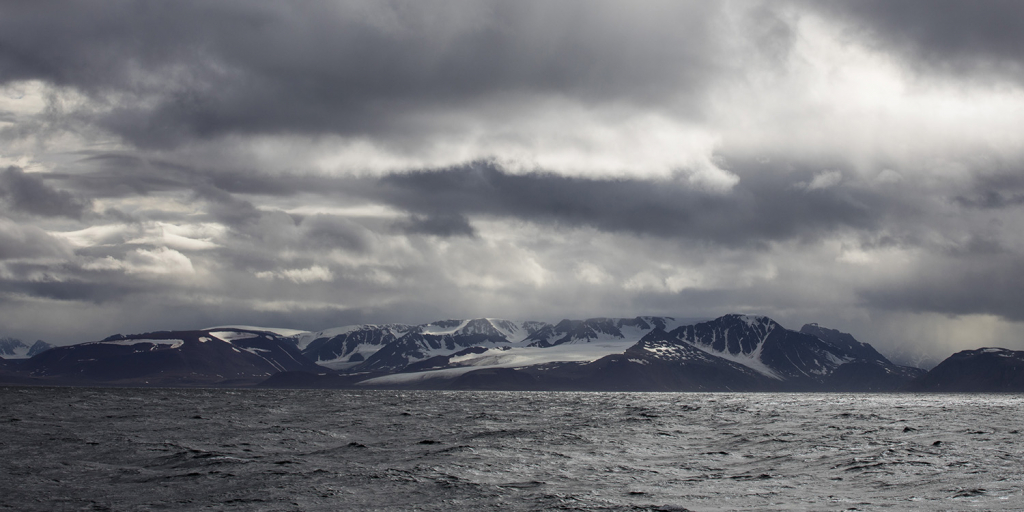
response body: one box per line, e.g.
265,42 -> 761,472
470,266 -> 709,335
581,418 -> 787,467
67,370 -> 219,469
1,388 -> 1021,511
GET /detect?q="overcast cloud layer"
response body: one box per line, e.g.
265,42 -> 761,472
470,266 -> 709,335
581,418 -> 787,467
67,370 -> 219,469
3,0 -> 1024,366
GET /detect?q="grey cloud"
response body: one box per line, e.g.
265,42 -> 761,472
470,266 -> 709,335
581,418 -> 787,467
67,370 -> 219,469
66,154 -> 202,198
859,253 -> 1024,322
395,214 -> 476,238
946,235 -> 1009,257
54,152 -> 376,263
195,212 -> 372,280
96,207 -> 141,225
811,0 -> 1024,83
0,277 -> 144,303
0,219 -> 70,260
57,152 -> 351,199
301,214 -> 371,251
0,256 -> 158,303
196,186 -> 264,228
72,244 -> 140,263
204,246 -> 281,277
951,171 -> 1024,210
0,166 -> 91,218
954,192 -> 1024,210
59,156 -> 912,247
0,1 -> 734,147
367,162 -> 895,247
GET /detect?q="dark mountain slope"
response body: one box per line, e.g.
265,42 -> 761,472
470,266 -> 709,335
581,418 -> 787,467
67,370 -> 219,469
800,323 -> 889,364
14,328 -> 322,386
905,348 -> 1024,392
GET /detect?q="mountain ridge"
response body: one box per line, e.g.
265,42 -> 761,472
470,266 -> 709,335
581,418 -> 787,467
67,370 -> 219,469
4,314 -> 1017,391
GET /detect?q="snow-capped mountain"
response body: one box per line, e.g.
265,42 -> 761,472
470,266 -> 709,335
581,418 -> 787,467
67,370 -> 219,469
342,317 -> 709,377
298,317 -> 700,376
296,319 -> 570,371
0,337 -> 53,359
352,318 -> 552,372
551,334 -> 775,391
14,328 -> 322,386
524,317 -> 681,347
639,314 -> 850,382
634,315 -> 923,390
299,324 -> 415,369
333,314 -> 924,391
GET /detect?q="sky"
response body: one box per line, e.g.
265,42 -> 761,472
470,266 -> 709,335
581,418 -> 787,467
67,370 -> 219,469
2,0 -> 1024,366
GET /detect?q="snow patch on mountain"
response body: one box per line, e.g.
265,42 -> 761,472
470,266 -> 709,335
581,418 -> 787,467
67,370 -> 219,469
698,341 -> 781,379
91,339 -> 185,349
458,340 -> 636,366
485,318 -> 529,341
315,343 -> 392,370
208,331 -> 259,342
296,325 -> 366,349
358,366 -> 483,386
418,319 -> 472,336
662,315 -> 784,378
204,325 -> 309,337
358,337 -> 641,385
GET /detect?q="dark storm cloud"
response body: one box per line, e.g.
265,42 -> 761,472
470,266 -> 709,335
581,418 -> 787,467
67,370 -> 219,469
395,214 -> 477,238
0,258 -> 155,303
0,277 -> 145,303
0,0 -> 727,147
195,186 -> 265,228
859,254 -> 1024,322
57,155 -> 910,248
60,153 -> 282,199
64,154 -> 203,198
57,152 -> 354,200
0,166 -> 91,218
367,163 -> 896,247
951,171 -> 1024,210
954,192 -> 1024,210
811,0 -> 1024,83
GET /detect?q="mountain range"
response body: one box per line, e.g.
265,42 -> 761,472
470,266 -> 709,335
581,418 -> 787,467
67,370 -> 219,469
0,314 -> 1019,391
3,329 -> 319,386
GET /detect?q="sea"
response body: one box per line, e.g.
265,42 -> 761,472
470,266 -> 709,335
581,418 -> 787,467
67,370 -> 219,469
1,388 -> 1021,511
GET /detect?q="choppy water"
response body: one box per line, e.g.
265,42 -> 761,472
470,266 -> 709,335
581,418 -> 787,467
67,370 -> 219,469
1,388 -> 1021,511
